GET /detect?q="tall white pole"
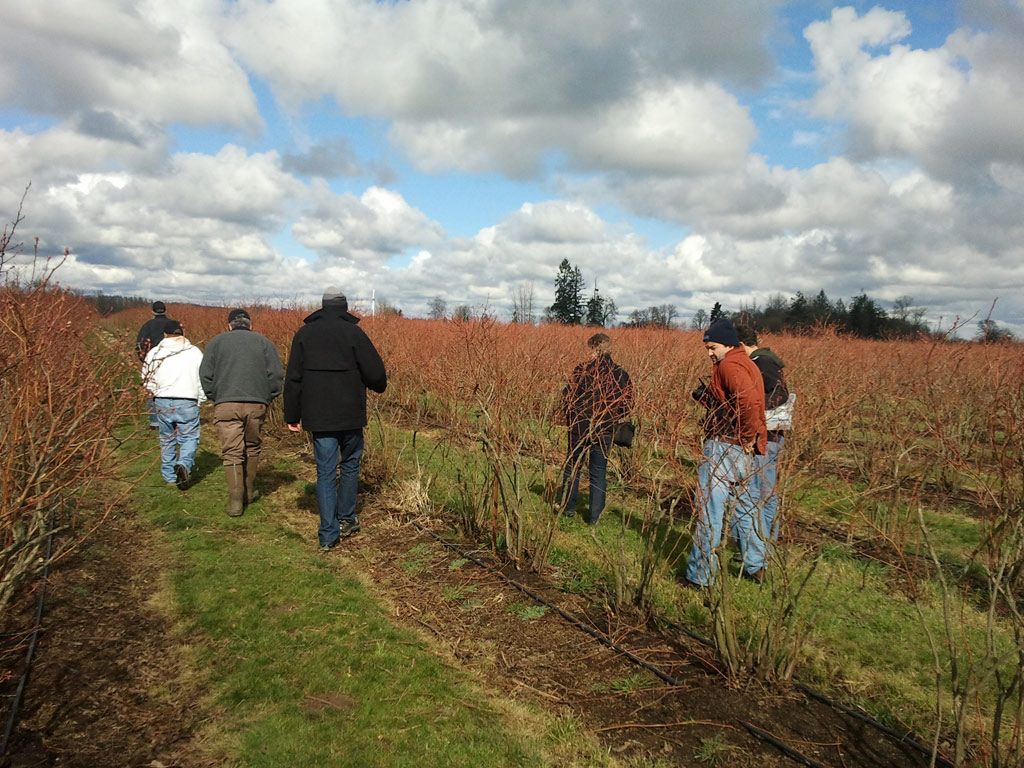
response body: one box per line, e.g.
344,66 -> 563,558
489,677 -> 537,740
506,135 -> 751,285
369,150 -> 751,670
371,288 -> 376,318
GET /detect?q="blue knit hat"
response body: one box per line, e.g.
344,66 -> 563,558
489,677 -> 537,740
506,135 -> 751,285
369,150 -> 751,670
703,319 -> 739,347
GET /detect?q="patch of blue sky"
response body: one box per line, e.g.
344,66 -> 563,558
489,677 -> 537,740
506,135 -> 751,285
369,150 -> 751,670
386,165 -> 548,239
587,203 -> 690,252
0,108 -> 57,134
270,228 -> 315,266
750,102 -> 837,170
386,247 -> 419,270
169,123 -> 246,156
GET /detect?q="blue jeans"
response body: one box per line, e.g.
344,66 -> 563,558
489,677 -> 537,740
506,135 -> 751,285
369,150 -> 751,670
686,439 -> 766,586
313,430 -> 364,546
561,426 -> 612,525
155,398 -> 200,483
752,435 -> 783,541
147,397 -> 159,428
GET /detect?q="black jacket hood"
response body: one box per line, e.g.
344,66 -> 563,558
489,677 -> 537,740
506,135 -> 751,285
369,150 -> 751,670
303,305 -> 360,325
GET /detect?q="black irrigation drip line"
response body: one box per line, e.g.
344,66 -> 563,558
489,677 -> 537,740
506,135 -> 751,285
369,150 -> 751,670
793,684 -> 954,768
2,503 -> 58,758
413,522 -> 683,687
738,720 -> 832,768
412,522 -> 959,768
656,613 -> 955,767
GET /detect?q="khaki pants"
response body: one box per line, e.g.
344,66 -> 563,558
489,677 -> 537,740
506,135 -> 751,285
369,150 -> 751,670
213,402 -> 268,465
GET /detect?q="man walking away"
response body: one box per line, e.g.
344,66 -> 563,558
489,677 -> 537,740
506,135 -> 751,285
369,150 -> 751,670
200,309 -> 284,517
284,288 -> 387,552
736,325 -> 794,543
560,333 -> 634,525
685,318 -> 767,587
142,319 -> 205,489
136,301 -> 169,428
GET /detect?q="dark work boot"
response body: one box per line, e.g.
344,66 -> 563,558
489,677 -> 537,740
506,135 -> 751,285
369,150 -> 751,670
244,455 -> 260,504
225,463 -> 244,517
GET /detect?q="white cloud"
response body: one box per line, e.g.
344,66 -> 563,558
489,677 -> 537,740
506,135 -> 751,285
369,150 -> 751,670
2,1 -> 1023,334
804,5 -> 1024,180
0,0 -> 259,130
225,0 -> 774,176
293,184 -> 445,264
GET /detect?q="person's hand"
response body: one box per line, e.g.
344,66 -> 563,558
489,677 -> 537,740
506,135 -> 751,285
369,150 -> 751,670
287,423 -> 301,433
742,439 -> 756,454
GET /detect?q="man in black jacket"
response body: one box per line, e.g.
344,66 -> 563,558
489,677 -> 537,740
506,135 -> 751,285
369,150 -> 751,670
559,333 -> 634,525
284,288 -> 387,551
736,325 -> 790,546
200,309 -> 284,516
136,301 -> 169,428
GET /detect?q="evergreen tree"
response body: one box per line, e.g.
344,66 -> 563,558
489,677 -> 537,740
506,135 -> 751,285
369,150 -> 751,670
549,259 -> 585,324
709,302 -> 724,324
810,290 -> 832,322
585,285 -> 605,326
789,291 -> 811,327
847,293 -> 887,338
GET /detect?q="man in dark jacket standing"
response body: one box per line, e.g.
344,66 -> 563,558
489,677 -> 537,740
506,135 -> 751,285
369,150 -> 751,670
136,301 -> 169,428
284,288 -> 387,551
685,318 -> 768,587
736,325 -> 792,545
560,333 -> 634,525
200,309 -> 284,516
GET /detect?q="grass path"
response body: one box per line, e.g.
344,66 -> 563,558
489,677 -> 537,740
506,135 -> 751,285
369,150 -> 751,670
122,425 -> 592,768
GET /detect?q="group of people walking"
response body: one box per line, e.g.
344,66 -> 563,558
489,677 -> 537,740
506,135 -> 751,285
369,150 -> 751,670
559,318 -> 793,587
137,289 -> 387,552
139,296 -> 791,584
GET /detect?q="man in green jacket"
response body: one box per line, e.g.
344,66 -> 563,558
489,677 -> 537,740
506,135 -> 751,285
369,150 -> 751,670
200,309 -> 284,516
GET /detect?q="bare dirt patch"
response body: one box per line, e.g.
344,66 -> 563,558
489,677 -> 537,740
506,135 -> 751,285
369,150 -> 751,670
0,507 -> 215,768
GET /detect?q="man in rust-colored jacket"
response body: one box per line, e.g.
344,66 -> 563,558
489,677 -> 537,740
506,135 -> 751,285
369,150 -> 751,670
685,318 -> 768,587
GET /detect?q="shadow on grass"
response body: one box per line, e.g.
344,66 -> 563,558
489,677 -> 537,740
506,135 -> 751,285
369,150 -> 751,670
258,466 -> 298,497
297,482 -> 318,515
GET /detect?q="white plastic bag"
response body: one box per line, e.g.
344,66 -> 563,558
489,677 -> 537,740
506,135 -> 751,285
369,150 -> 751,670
765,392 -> 796,431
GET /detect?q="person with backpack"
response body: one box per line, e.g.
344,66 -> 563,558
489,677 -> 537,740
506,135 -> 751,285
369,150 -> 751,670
685,319 -> 768,586
736,325 -> 795,544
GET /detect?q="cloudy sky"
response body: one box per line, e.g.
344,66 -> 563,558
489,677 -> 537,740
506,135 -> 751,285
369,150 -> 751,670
2,0 -> 1023,332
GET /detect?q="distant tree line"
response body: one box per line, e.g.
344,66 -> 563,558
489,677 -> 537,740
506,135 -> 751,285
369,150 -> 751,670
77,292 -> 151,317
694,290 -> 1015,342
425,265 -> 1016,343
722,290 -> 931,339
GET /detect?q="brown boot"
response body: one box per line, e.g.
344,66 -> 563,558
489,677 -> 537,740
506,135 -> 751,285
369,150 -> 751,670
225,463 -> 244,517
244,455 -> 260,504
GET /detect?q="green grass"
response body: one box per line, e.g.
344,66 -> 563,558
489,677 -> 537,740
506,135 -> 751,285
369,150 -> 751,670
118,423 -> 595,767
592,672 -> 658,695
372,419 -> 1022,746
509,601 -> 549,620
694,734 -> 739,764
